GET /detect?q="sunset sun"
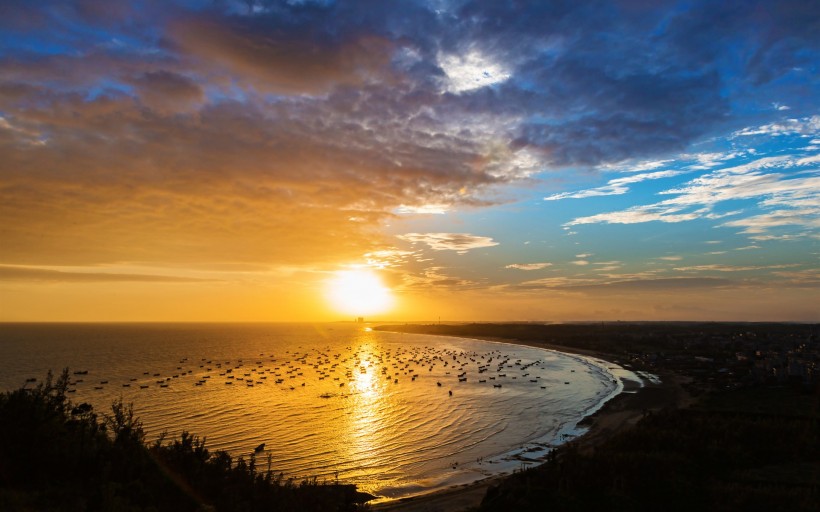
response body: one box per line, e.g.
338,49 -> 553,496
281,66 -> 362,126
326,269 -> 393,316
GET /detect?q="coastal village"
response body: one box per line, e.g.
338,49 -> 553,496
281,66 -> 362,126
596,325 -> 818,393
602,324 -> 819,392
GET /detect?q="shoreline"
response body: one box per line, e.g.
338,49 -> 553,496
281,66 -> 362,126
372,331 -> 690,512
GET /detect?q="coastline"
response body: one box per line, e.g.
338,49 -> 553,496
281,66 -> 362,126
372,331 -> 690,512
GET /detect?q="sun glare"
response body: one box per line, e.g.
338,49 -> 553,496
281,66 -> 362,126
326,269 -> 393,316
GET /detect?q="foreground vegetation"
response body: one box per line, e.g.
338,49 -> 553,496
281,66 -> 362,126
479,385 -> 818,511
0,369 -> 371,512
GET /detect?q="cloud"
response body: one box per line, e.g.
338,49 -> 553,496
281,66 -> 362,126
567,205 -> 701,226
545,170 -> 683,201
130,71 -> 204,114
517,276 -> 736,291
0,265 -> 211,283
363,249 -> 415,269
721,208 -> 820,235
505,262 -> 552,271
566,149 -> 820,237
590,277 -> 738,291
439,49 -> 512,93
0,115 -> 44,145
589,277 -> 739,291
733,115 -> 820,137
1,0 -> 818,273
597,159 -> 673,173
594,264 -> 622,272
400,266 -> 478,289
397,233 -> 498,254
171,15 -> 396,96
395,204 -> 450,215
772,269 -> 820,286
673,264 -> 797,272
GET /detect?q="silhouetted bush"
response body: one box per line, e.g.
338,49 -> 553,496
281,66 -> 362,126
0,369 -> 371,512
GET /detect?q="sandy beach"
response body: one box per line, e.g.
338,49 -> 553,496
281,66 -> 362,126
372,334 -> 691,512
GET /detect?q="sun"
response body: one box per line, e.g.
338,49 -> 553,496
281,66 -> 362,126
326,269 -> 394,316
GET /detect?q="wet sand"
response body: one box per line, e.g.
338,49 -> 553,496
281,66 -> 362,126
372,334 -> 690,512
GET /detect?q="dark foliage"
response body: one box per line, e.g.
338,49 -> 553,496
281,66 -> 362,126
0,369 -> 370,512
479,386 -> 819,512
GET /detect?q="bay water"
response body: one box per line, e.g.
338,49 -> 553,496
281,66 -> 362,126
0,323 -> 624,499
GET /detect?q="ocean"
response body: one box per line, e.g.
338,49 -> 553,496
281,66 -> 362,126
0,323 -> 628,500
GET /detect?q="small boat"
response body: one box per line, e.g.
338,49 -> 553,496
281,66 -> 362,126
254,443 -> 265,453
493,384 -> 502,388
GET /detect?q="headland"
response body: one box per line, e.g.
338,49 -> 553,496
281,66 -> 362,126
372,322 -> 819,511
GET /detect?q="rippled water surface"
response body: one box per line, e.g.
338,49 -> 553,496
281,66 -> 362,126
0,323 -> 620,498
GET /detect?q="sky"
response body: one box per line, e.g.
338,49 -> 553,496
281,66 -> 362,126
0,0 -> 818,322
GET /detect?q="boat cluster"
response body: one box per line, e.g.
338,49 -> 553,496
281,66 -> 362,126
37,343 -> 574,398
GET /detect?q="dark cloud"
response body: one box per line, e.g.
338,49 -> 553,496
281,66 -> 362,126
514,68 -> 727,166
130,70 -> 204,114
170,15 -> 396,95
662,0 -> 820,85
